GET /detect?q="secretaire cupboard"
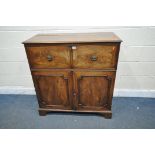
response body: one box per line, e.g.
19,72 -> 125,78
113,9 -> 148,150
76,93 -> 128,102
23,32 -> 122,118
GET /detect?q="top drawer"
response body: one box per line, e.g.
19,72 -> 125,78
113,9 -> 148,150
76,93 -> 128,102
25,43 -> 120,70
72,43 -> 119,69
25,45 -> 70,69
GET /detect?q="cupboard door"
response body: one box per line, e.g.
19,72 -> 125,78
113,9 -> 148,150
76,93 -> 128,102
73,71 -> 115,111
33,71 -> 72,110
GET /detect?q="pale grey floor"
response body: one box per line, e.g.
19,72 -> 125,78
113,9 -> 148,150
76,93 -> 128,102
0,95 -> 155,129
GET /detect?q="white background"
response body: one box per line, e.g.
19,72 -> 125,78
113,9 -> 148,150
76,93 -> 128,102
0,0 -> 155,155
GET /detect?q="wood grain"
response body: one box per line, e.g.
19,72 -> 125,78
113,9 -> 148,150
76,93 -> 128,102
24,33 -> 121,118
73,71 -> 115,111
72,43 -> 119,69
32,70 -> 72,110
25,44 -> 71,69
23,32 -> 122,44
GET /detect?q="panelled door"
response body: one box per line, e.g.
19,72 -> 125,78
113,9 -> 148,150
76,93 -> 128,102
33,70 -> 72,110
32,70 -> 115,112
73,71 -> 116,111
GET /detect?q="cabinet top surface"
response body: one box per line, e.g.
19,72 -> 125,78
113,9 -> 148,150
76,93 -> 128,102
23,32 -> 122,44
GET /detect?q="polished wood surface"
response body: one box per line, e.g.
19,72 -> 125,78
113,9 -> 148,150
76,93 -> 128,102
24,33 -> 121,118
72,43 -> 119,69
74,71 -> 115,111
33,71 -> 72,110
25,44 -> 70,69
23,32 -> 122,44
25,43 -> 120,70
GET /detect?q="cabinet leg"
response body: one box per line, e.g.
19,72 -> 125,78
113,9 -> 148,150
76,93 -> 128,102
100,112 -> 112,119
39,110 -> 47,116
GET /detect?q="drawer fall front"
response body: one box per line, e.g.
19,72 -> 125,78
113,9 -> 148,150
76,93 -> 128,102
25,43 -> 120,70
25,44 -> 71,69
23,32 -> 121,118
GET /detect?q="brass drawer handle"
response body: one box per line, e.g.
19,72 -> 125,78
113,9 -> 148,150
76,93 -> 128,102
47,55 -> 53,61
90,55 -> 97,61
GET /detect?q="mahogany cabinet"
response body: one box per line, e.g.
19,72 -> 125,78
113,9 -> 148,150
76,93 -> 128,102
23,32 -> 122,118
